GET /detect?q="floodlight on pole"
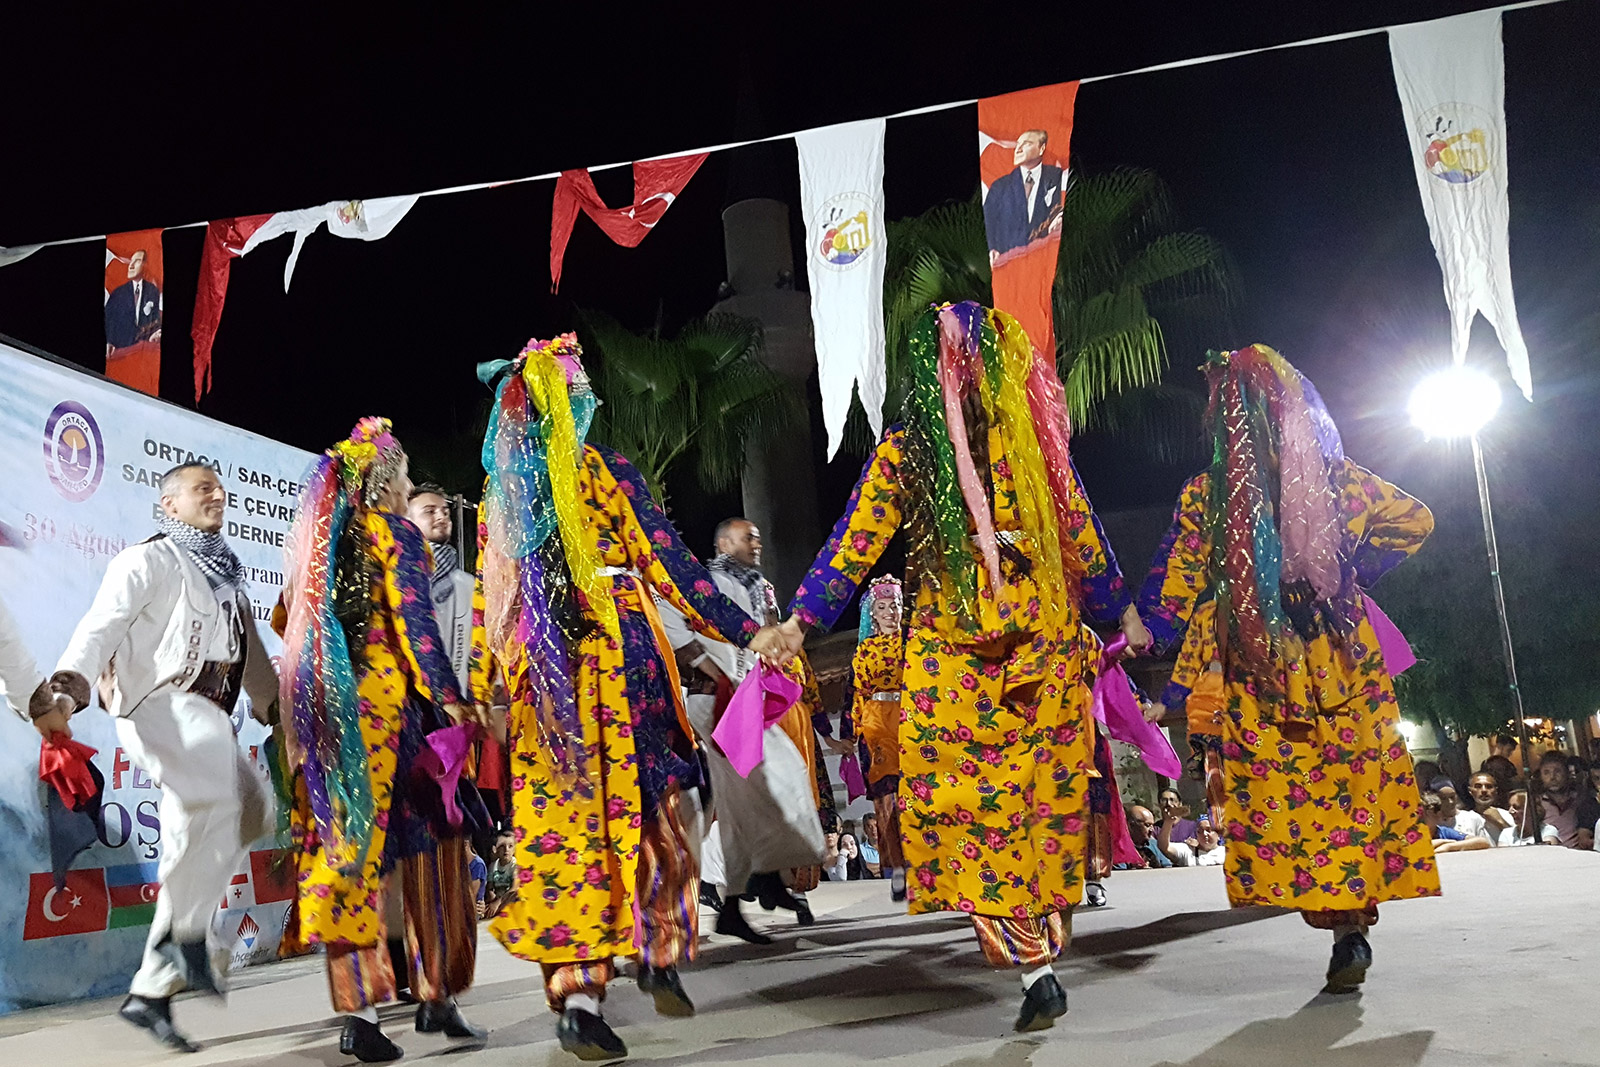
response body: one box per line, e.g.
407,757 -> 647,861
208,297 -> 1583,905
1409,364 -> 1533,835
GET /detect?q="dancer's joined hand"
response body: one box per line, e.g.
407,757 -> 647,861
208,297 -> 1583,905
1119,605 -> 1153,659
750,617 -> 805,668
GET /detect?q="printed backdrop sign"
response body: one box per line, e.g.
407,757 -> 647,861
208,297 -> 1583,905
1390,9 -> 1530,398
979,81 -> 1078,360
103,230 -> 164,397
0,339 -> 313,1011
796,118 -> 888,458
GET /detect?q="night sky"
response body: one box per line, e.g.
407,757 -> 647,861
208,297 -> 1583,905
2,3 -> 1596,560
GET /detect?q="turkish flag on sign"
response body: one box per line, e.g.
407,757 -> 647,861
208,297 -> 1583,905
549,154 -> 708,291
23,869 -> 110,940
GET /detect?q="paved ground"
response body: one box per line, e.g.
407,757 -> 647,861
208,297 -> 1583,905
4,846 -> 1596,1066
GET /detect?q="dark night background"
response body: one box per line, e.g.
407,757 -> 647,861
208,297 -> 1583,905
2,3 -> 1598,710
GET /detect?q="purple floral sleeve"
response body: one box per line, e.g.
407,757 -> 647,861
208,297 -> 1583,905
788,427 -> 906,632
593,445 -> 760,647
382,513 -> 465,707
1136,472 -> 1213,655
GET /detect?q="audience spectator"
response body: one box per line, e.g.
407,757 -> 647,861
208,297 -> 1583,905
1503,790 -> 1560,846
1434,783 -> 1489,842
1480,754 -> 1518,790
1124,805 -> 1172,869
1420,792 -> 1490,852
467,842 -> 489,919
1413,760 -> 1443,798
1158,788 -> 1200,845
483,829 -> 517,918
859,813 -> 883,879
1189,817 -> 1227,866
1466,772 -> 1515,845
822,831 -> 849,882
1536,751 -> 1600,849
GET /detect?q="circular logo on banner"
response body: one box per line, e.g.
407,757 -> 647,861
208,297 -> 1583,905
1417,103 -> 1494,185
42,401 -> 106,502
812,194 -> 875,270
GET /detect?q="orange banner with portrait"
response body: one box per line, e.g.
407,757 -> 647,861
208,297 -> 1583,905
979,82 -> 1077,361
103,229 -> 163,396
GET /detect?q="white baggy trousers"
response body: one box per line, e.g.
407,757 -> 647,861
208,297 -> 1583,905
115,690 -> 271,998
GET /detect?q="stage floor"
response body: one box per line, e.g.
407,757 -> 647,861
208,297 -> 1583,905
3,845 -> 1596,1066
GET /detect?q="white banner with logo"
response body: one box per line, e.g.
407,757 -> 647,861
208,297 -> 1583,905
796,118 -> 888,458
1389,9 -> 1530,399
0,339 -> 312,1011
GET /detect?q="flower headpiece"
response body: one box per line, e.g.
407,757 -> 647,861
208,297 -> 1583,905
858,574 -> 904,639
330,415 -> 405,508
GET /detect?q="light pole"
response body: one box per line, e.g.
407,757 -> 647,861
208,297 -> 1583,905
1407,366 -> 1535,835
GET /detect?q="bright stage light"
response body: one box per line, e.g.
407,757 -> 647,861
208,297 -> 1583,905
1408,366 -> 1502,439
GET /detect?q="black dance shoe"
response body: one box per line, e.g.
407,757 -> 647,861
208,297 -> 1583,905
698,884 -> 724,912
339,1015 -> 403,1063
1323,931 -> 1373,994
793,899 -> 815,926
714,902 -> 774,945
638,964 -> 695,1017
1014,974 -> 1068,1033
751,872 -> 801,913
415,998 -> 487,1039
889,870 -> 908,903
119,995 -> 199,1054
557,1008 -> 627,1061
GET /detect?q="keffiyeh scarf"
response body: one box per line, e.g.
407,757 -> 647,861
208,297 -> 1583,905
159,514 -> 244,590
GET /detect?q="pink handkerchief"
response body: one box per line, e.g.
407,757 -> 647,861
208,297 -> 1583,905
712,665 -> 802,778
1094,634 -> 1183,780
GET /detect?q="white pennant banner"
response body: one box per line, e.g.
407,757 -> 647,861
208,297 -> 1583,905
1390,9 -> 1531,398
796,118 -> 887,457
238,195 -> 420,292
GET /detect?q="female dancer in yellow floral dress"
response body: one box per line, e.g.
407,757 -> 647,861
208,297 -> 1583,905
278,417 -> 487,1063
756,302 -> 1149,1033
476,336 -> 769,1061
842,575 -> 909,899
1138,345 -> 1438,994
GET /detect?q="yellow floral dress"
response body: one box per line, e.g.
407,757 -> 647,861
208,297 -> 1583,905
790,425 -> 1129,922
1139,461 -> 1440,917
490,445 -> 759,967
284,510 -> 469,952
848,632 -> 905,794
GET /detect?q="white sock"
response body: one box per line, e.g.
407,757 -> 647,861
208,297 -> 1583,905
1332,923 -> 1362,942
565,993 -> 601,1016
349,1006 -> 379,1024
890,867 -> 906,888
1021,964 -> 1055,990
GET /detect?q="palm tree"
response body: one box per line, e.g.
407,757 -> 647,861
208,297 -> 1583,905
853,167 -> 1236,459
577,310 -> 801,506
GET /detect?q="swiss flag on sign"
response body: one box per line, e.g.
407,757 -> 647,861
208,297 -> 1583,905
23,869 -> 109,940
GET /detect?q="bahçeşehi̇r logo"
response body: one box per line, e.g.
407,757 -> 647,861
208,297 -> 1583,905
1419,103 -> 1494,185
812,194 -> 874,270
42,400 -> 106,502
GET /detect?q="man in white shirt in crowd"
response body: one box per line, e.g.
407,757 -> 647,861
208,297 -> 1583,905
1434,783 -> 1491,842
50,463 -> 277,1053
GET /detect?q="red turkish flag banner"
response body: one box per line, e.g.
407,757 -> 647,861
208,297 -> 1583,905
549,154 -> 708,292
104,229 -> 165,396
191,214 -> 273,402
23,869 -> 110,940
978,81 -> 1078,359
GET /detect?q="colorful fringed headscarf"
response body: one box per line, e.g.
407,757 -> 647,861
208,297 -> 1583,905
478,334 -> 608,786
900,301 -> 1083,629
1204,345 -> 1359,697
858,574 -> 904,640
280,415 -> 405,872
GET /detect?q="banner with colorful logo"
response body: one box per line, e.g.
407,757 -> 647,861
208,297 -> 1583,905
796,118 -> 888,458
0,339 -> 312,1011
979,81 -> 1078,360
1390,9 -> 1530,398
102,230 -> 163,397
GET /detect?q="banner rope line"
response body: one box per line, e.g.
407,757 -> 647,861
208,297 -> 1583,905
0,0 -> 1570,259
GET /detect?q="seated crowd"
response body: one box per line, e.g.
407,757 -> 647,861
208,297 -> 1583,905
1124,734 -> 1600,868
